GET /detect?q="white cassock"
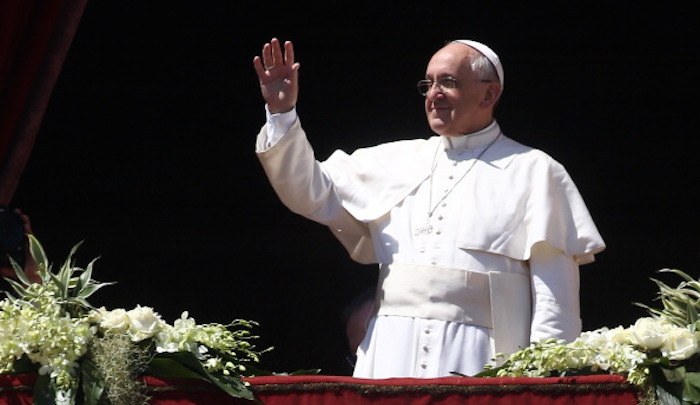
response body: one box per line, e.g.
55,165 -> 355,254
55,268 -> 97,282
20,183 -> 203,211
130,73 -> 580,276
255,107 -> 606,379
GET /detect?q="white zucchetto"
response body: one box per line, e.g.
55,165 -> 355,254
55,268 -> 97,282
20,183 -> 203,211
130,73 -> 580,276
452,39 -> 504,89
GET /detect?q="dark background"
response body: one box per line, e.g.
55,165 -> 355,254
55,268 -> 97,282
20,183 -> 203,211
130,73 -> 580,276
9,1 -> 700,376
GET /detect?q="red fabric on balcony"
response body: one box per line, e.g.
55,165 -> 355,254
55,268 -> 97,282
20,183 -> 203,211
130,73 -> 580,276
0,373 -> 34,405
0,373 -> 642,404
251,375 -> 640,405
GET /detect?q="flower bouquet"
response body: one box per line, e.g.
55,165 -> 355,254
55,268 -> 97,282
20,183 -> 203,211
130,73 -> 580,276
476,268 -> 700,405
0,235 -> 282,405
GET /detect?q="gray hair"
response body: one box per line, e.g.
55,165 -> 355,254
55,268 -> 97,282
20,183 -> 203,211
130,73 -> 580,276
470,54 -> 499,83
450,39 -> 504,87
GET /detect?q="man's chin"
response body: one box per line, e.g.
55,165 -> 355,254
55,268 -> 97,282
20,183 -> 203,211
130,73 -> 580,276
428,119 -> 449,135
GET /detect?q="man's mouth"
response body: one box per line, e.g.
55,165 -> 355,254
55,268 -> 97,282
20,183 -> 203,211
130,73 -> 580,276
430,105 -> 451,114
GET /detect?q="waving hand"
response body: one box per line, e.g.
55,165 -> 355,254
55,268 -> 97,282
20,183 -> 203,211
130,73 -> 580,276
253,38 -> 300,114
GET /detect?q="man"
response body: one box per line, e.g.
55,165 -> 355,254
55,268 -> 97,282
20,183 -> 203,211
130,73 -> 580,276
253,38 -> 605,378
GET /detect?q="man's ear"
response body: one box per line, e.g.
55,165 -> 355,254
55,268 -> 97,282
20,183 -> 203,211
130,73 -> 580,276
480,83 -> 501,108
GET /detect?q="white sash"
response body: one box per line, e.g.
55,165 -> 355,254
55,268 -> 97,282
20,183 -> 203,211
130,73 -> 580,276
376,263 -> 531,362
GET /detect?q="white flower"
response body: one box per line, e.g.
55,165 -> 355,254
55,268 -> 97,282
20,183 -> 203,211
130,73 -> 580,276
629,317 -> 669,350
0,235 -> 267,403
155,341 -> 178,353
603,326 -> 633,345
577,327 -> 617,348
96,307 -> 129,332
155,311 -> 198,353
55,389 -> 72,405
126,305 -> 164,342
660,326 -> 699,361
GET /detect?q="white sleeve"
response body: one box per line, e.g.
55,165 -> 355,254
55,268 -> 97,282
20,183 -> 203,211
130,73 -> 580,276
529,241 -> 582,343
263,105 -> 298,149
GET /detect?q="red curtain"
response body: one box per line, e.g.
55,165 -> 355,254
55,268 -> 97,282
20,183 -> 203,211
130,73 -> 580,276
0,0 -> 87,205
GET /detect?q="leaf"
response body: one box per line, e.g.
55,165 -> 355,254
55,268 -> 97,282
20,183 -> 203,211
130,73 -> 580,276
72,297 -> 93,310
659,268 -> 695,282
146,355 -> 207,380
48,271 -> 67,295
75,268 -> 88,293
206,371 -> 255,401
147,351 -> 255,401
11,355 -> 40,374
32,373 -> 79,405
81,358 -> 107,405
8,255 -> 32,285
474,364 -> 506,377
76,259 -> 97,293
58,266 -> 73,299
3,277 -> 31,299
688,301 -> 699,326
27,234 -> 49,272
683,372 -> 700,404
649,366 -> 685,403
76,280 -> 116,301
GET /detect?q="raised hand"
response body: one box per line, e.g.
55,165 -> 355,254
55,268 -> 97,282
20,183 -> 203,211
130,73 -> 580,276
253,38 -> 300,114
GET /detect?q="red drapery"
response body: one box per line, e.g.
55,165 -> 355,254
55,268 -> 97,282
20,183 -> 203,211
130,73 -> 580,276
0,373 -> 642,405
0,0 -> 87,205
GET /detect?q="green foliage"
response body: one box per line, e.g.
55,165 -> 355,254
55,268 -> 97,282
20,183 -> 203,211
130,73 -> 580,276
3,235 -> 114,318
479,269 -> 700,405
0,236 -> 294,404
635,269 -> 700,330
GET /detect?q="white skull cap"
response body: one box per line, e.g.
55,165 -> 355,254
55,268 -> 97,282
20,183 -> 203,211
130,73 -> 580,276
452,39 -> 504,89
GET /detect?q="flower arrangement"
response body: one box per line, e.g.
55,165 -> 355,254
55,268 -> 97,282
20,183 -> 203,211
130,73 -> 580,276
477,268 -> 700,405
0,235 -> 275,405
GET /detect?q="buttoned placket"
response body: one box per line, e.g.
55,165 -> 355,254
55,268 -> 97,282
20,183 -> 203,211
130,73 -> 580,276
413,146 -> 481,375
422,148 -> 475,267
415,320 -> 438,377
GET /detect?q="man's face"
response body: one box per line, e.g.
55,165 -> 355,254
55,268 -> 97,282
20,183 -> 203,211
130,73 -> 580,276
423,43 -> 494,136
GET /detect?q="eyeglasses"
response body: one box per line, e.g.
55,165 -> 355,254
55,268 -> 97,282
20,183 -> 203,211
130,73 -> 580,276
417,77 -> 457,96
417,77 -> 494,96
